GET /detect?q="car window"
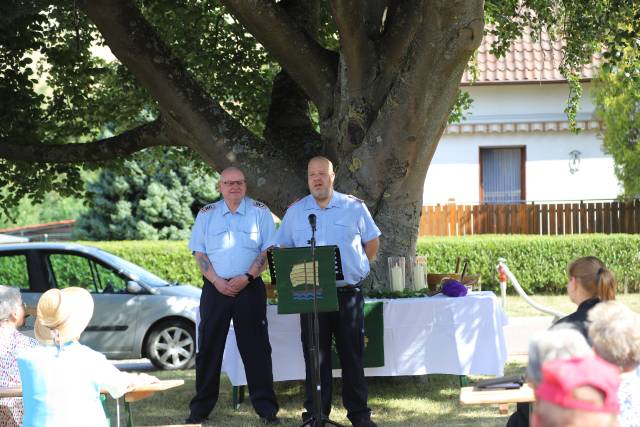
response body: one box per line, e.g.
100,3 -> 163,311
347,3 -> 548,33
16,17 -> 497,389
49,253 -> 97,292
93,261 -> 128,293
95,249 -> 170,287
0,254 -> 30,290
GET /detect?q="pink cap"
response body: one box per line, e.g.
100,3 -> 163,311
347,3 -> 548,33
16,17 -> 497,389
535,356 -> 620,413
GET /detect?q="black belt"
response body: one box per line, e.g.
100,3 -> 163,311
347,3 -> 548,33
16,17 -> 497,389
221,276 -> 257,283
336,286 -> 360,294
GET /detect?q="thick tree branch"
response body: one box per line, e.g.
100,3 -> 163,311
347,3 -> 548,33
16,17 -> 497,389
335,0 -> 483,204
220,0 -> 337,117
374,0 -> 423,103
78,0 -> 307,214
330,0 -> 377,95
79,0 -> 239,141
0,120 -> 173,163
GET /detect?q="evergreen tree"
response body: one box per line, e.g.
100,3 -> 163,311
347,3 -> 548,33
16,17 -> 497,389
74,153 -> 218,240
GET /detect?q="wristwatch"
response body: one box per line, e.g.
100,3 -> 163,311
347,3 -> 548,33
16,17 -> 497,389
244,273 -> 255,282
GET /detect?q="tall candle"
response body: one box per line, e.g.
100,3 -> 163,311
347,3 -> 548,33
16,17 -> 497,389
391,265 -> 403,291
413,264 -> 426,290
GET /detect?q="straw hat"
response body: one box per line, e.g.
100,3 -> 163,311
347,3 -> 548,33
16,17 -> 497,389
34,287 -> 94,345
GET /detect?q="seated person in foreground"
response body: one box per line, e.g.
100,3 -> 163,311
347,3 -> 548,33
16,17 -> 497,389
588,301 -> 640,427
506,328 -> 593,427
551,256 -> 616,339
0,285 -> 38,427
17,287 -> 158,427
532,356 -> 620,427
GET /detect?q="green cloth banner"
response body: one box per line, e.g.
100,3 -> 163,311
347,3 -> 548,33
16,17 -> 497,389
331,301 -> 384,368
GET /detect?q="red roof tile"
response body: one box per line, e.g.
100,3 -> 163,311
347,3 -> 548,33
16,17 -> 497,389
462,29 -> 601,85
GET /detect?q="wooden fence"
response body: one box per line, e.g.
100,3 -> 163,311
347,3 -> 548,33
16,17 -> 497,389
0,219 -> 76,242
419,200 -> 640,236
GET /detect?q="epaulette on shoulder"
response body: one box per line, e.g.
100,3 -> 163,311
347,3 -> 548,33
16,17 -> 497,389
346,194 -> 365,204
199,203 -> 216,214
253,200 -> 268,209
286,198 -> 302,210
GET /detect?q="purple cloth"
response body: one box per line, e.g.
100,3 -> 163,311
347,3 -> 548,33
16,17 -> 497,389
442,279 -> 468,297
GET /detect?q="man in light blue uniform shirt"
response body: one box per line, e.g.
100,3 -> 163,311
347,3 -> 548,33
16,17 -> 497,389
186,167 -> 280,425
278,156 -> 381,427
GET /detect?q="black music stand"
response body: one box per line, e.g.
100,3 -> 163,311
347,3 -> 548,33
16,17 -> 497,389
268,244 -> 346,427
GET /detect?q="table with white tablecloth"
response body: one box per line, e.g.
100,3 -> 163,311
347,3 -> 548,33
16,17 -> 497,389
221,291 -> 508,387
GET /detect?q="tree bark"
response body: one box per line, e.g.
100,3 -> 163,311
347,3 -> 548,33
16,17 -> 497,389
0,1 -> 483,288
0,119 -> 173,163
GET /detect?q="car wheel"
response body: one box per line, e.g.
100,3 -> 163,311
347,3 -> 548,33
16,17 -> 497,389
145,319 -> 195,370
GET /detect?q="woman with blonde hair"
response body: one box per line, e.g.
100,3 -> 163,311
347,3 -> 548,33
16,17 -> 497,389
551,256 -> 616,339
588,301 -> 640,427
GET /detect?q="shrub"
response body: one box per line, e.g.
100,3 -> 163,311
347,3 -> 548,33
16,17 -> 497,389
417,234 -> 640,294
85,241 -> 201,285
66,234 -> 640,294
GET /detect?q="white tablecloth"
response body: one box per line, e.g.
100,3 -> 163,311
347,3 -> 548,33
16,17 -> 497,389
221,291 -> 508,386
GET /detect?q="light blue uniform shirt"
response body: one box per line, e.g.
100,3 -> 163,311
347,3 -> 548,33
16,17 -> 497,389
189,197 -> 276,278
277,191 -> 381,286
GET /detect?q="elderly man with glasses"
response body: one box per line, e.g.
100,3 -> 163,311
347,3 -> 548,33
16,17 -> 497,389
0,285 -> 38,427
186,167 -> 280,425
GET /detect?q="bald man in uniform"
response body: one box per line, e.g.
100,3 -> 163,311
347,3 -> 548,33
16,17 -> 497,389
186,167 -> 280,425
278,156 -> 380,427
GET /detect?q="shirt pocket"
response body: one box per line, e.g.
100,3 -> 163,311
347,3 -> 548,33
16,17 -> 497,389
239,224 -> 260,249
334,218 -> 361,245
206,224 -> 228,250
293,225 -> 311,247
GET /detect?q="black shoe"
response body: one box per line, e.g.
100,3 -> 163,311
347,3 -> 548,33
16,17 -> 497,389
185,414 -> 208,424
260,415 -> 281,425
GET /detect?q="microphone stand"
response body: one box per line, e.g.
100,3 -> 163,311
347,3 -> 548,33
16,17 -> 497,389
301,217 -> 345,427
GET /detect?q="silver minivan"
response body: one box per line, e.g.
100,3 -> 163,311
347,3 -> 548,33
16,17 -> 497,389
0,242 -> 201,370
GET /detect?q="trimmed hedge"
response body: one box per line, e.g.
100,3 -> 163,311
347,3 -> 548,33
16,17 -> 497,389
417,234 -> 640,294
79,234 -> 640,294
85,241 -> 201,285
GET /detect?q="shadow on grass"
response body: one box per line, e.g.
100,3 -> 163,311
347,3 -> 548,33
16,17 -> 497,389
105,365 -> 524,427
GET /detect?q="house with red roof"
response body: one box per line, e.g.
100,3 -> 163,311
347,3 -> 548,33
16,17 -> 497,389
423,30 -> 619,205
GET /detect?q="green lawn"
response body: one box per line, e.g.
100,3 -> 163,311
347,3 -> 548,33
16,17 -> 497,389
103,292 -> 639,426
503,293 -> 639,317
107,363 -> 527,427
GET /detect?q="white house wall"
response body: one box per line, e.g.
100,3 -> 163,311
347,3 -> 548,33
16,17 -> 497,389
422,83 -> 621,204
462,83 -> 596,119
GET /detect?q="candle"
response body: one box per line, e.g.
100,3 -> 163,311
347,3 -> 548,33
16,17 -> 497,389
413,264 -> 426,290
391,265 -> 403,292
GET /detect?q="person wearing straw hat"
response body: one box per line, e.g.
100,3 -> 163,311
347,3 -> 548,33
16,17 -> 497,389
0,285 -> 38,427
17,287 -> 158,427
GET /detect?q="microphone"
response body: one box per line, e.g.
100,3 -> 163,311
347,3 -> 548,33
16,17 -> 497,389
308,214 -> 317,231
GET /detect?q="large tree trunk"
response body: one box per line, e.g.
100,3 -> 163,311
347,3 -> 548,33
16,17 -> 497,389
0,0 -> 483,289
321,2 -> 484,288
87,0 -> 484,288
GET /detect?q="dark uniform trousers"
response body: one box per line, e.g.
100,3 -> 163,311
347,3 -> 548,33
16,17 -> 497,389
189,276 -> 279,420
300,286 -> 371,424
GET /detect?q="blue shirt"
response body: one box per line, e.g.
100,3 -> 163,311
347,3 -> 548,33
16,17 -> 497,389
277,191 -> 381,286
189,197 -> 277,278
18,342 -> 134,427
